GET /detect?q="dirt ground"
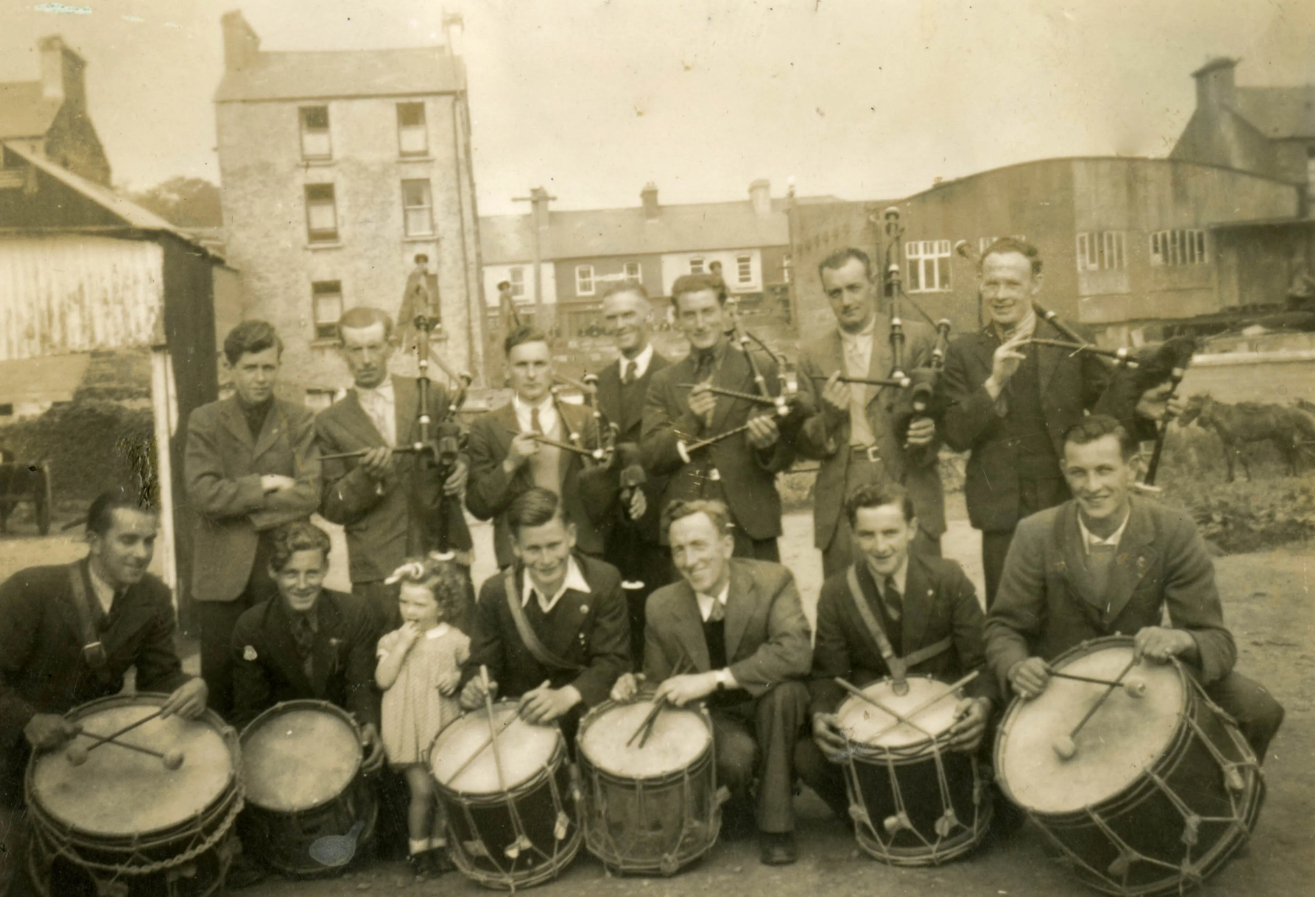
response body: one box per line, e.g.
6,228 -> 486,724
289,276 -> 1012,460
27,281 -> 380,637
0,500 -> 1310,897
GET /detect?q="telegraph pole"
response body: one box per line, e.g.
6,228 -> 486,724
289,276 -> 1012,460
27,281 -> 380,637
513,186 -> 556,330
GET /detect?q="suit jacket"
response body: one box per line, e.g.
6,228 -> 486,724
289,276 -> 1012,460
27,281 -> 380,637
795,318 -> 945,549
642,341 -> 795,542
315,375 -> 455,585
460,554 -> 630,709
230,589 -> 380,730
984,497 -> 1235,700
185,397 -> 321,602
809,554 -> 995,718
465,399 -> 607,568
643,559 -> 812,697
593,350 -> 671,545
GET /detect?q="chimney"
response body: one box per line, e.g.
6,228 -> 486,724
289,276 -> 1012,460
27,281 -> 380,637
1191,57 -> 1238,110
529,186 -> 552,230
37,36 -> 85,105
442,12 -> 465,58
641,182 -> 659,221
749,179 -> 772,216
221,11 -> 261,72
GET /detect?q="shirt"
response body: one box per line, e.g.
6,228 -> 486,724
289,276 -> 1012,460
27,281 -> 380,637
87,565 -> 118,616
696,581 -> 731,623
514,394 -> 558,436
1078,507 -> 1131,556
619,344 -> 655,383
840,317 -> 878,446
356,378 -> 397,447
865,555 -> 909,601
522,556 -> 591,615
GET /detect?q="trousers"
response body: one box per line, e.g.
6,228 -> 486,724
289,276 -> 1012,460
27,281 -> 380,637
709,682 -> 809,833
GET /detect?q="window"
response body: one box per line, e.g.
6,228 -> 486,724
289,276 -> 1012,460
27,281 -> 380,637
624,261 -> 641,282
397,102 -> 428,156
299,106 -> 331,160
782,254 -> 792,283
689,257 -> 705,274
576,264 -> 595,296
1150,229 -> 1207,267
736,255 -> 752,284
906,240 -> 952,292
304,184 -> 338,243
1076,232 -> 1126,271
311,281 -> 343,339
402,179 -> 434,237
509,266 -> 526,298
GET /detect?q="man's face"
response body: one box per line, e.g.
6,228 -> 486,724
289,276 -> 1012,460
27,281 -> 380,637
852,503 -> 916,578
1063,434 -> 1135,525
821,258 -> 877,334
507,339 -> 553,403
88,508 -> 157,589
669,512 -> 734,595
273,548 -> 328,614
602,290 -> 649,355
339,322 -> 394,390
674,289 -> 726,352
980,251 -> 1041,329
513,516 -> 576,592
229,346 -> 280,406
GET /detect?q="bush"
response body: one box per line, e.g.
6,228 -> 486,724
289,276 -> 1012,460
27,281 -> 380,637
1161,476 -> 1315,554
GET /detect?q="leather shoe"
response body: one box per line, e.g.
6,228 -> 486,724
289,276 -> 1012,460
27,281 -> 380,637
758,831 -> 798,866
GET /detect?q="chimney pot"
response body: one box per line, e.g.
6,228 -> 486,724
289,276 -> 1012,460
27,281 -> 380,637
221,11 -> 261,72
1191,57 -> 1238,110
37,36 -> 84,104
749,179 -> 771,216
641,182 -> 659,220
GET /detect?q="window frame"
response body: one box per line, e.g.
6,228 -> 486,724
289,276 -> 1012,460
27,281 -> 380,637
396,102 -> 428,157
509,266 -> 526,299
624,261 -> 641,282
689,256 -> 705,275
1150,229 -> 1208,267
736,254 -> 752,284
311,280 -> 344,340
304,183 -> 339,243
905,239 -> 952,292
299,106 -> 332,160
575,264 -> 596,297
401,179 -> 434,237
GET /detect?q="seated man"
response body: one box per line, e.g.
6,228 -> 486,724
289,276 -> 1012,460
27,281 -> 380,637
985,415 -> 1284,763
459,488 -> 629,738
230,520 -> 384,769
612,500 -> 812,866
795,483 -> 995,821
0,487 -> 207,895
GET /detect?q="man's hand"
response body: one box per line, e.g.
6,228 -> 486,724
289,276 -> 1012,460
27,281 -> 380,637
504,432 -> 539,472
946,697 -> 991,753
653,672 -> 719,708
610,672 -> 643,702
1135,381 -> 1186,423
1008,657 -> 1052,700
687,384 -> 718,421
443,458 -> 469,496
160,679 -> 208,720
436,669 -> 462,697
359,446 -> 394,480
460,675 -> 497,711
23,714 -> 80,752
985,334 -> 1028,399
811,712 -> 849,756
820,371 -> 851,418
519,685 -> 582,725
260,474 -> 297,493
745,415 -> 780,450
360,723 -> 386,773
905,416 -> 936,447
626,488 -> 647,522
1135,626 -> 1197,664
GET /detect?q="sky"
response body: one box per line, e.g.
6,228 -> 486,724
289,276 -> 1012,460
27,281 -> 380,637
1,0 -> 1313,215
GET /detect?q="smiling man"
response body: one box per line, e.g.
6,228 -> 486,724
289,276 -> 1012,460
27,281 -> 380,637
984,416 -> 1284,762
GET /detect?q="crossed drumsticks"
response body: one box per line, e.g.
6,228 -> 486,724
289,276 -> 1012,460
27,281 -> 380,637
835,672 -> 979,743
64,709 -> 187,771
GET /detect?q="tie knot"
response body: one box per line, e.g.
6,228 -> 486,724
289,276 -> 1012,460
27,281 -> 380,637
703,596 -> 725,622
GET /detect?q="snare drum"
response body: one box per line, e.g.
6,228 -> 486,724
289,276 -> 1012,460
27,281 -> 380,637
238,700 -> 377,876
25,694 -> 242,897
996,637 -> 1264,897
835,676 -> 992,865
429,701 -> 581,889
577,699 -> 720,875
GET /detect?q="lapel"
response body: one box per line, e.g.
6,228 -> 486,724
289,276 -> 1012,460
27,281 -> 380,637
723,560 -> 755,665
1035,319 -> 1064,396
709,340 -> 744,435
54,560 -> 93,648
268,599 -> 317,697
252,400 -> 284,460
670,579 -> 712,672
900,554 -> 933,654
668,354 -> 701,435
968,329 -> 998,381
337,390 -> 387,448
221,396 -> 257,455
310,595 -> 342,698
864,316 -> 893,407
1103,499 -> 1158,621
555,399 -> 587,486
594,362 -> 622,431
1058,503 -> 1104,613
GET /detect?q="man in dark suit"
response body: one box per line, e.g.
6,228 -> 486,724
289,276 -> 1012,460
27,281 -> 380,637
642,275 -> 795,561
940,238 -> 1173,606
466,327 -> 608,569
611,499 -> 812,866
0,489 -> 207,895
796,248 -> 945,577
459,488 -> 629,737
184,320 -> 320,720
794,483 -> 995,820
315,306 -> 469,631
985,416 -> 1284,762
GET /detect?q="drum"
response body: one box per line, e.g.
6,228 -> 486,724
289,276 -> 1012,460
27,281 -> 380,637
996,637 -> 1264,897
238,700 -> 378,876
576,699 -> 721,875
25,694 -> 243,897
429,701 -> 581,889
834,675 -> 992,865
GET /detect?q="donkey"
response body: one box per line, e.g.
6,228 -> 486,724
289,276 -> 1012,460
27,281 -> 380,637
1179,394 -> 1315,482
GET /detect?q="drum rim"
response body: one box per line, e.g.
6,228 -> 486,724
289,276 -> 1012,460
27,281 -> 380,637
427,700 -> 564,799
238,699 -> 363,813
835,674 -> 962,760
576,699 -> 714,783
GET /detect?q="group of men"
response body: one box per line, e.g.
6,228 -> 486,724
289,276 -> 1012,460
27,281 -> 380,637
0,237 -> 1285,890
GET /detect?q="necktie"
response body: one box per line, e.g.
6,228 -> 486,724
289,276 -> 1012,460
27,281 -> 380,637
291,613 -> 315,659
530,406 -> 544,435
621,360 -> 634,385
694,352 -> 714,381
883,575 -> 903,622
704,596 -> 725,623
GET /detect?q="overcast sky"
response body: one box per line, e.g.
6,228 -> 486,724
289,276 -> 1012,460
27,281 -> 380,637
2,0 -> 1312,215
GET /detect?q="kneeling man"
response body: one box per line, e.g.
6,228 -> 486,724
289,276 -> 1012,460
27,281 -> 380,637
612,500 -> 812,866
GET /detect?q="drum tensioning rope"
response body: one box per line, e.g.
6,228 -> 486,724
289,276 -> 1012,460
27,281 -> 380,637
1052,655 -> 1142,761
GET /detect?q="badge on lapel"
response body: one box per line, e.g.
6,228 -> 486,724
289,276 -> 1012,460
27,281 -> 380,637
580,604 -> 590,615
243,645 -> 258,662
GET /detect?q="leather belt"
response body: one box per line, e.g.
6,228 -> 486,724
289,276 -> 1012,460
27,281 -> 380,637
850,444 -> 882,463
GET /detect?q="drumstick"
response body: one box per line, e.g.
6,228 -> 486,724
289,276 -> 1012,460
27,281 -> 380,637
863,671 -> 980,745
82,708 -> 164,754
1049,669 -> 1148,697
442,713 -> 521,786
478,666 -> 510,794
626,657 -> 692,748
70,731 -> 185,770
835,677 -> 936,740
1053,655 -> 1141,761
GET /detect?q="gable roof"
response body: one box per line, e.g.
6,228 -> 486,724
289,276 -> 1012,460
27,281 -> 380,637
1234,86 -> 1315,140
215,47 -> 462,103
0,81 -> 61,140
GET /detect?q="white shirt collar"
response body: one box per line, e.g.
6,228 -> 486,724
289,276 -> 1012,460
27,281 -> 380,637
513,393 -> 557,433
86,563 -> 118,615
620,343 -> 655,380
522,556 -> 591,614
839,314 -> 877,347
1078,507 -> 1131,555
357,377 -> 395,401
425,622 -> 452,640
695,579 -> 731,623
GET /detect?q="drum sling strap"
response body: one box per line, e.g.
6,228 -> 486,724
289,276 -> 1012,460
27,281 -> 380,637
845,566 -> 952,691
67,562 -> 111,677
504,568 -> 586,673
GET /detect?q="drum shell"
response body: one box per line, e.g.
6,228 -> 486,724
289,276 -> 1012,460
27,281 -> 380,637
576,701 -> 720,875
28,827 -> 238,897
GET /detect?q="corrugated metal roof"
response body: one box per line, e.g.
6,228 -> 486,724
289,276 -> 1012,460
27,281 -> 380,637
0,81 -> 61,140
0,353 -> 90,405
215,48 -> 462,102
1235,86 -> 1315,139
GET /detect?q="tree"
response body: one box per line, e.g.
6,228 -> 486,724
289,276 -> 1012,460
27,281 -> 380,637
127,177 -> 223,227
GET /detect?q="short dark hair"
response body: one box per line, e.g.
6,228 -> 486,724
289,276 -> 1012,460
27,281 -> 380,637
601,281 -> 650,303
86,486 -> 157,536
223,320 -> 282,366
980,237 -> 1043,277
670,274 -> 727,308
662,499 -> 732,537
818,247 -> 874,282
337,306 -> 395,342
1062,415 -> 1138,461
268,520 -> 332,572
845,482 -> 914,527
504,325 -> 550,357
507,487 -> 565,535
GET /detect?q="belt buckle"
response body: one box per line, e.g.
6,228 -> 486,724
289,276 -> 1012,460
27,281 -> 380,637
863,444 -> 881,463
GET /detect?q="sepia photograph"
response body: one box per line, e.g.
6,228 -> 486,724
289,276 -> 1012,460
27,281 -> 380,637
0,1 -> 1311,895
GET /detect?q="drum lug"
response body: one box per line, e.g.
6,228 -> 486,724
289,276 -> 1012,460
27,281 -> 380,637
1182,814 -> 1201,847
1108,850 -> 1134,878
848,804 -> 870,827
464,839 -> 490,858
934,809 -> 961,838
505,834 -> 534,858
659,854 -> 680,877
1224,766 -> 1246,793
714,786 -> 731,807
883,812 -> 912,835
554,812 -> 571,841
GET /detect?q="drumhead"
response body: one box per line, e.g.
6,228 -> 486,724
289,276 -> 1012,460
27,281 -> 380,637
837,676 -> 961,750
429,702 -> 559,795
241,703 -> 361,812
30,698 -> 234,837
578,701 -> 710,778
998,643 -> 1184,815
